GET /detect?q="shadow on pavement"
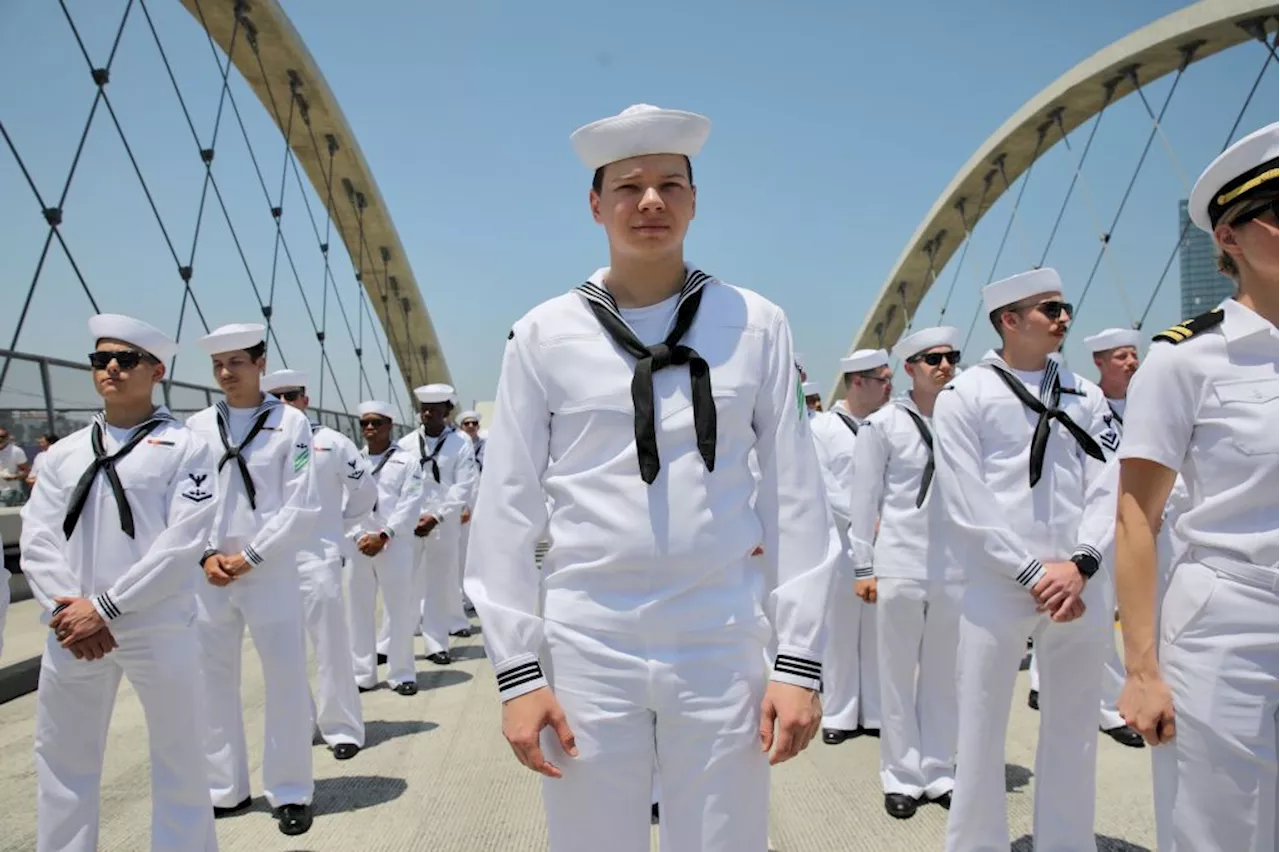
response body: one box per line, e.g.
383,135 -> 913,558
315,774 -> 408,815
1013,835 -> 1150,852
415,668 -> 473,691
1005,763 -> 1033,793
447,644 -> 488,662
364,719 -> 439,748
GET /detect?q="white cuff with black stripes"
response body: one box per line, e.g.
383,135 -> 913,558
853,565 -> 875,579
1015,558 -> 1045,588
495,654 -> 548,702
93,592 -> 122,621
243,545 -> 265,567
771,649 -> 823,692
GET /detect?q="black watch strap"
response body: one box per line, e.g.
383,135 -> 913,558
1071,551 -> 1100,579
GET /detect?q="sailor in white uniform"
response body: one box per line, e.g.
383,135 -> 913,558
20,314 -> 218,852
399,384 -> 478,664
847,326 -> 964,819
348,401 -> 425,694
1115,122 -> 1278,852
464,103 -> 838,852
456,410 -> 484,612
263,370 -> 376,758
0,530 -> 7,660
935,268 -> 1119,852
809,347 -> 890,744
802,381 -> 823,412
187,323 -> 319,836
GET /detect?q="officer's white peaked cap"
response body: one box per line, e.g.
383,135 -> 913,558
571,104 -> 711,171
840,348 -> 889,374
196,323 -> 266,356
88,313 -> 178,362
1189,121 -> 1278,233
892,326 -> 960,361
414,383 -> 455,404
357,401 -> 396,420
982,268 -> 1063,315
1082,328 -> 1141,353
262,369 -> 309,392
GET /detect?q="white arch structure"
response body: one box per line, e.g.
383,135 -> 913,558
179,0 -> 451,394
833,0 -> 1275,399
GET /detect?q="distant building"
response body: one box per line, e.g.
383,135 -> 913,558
1179,199 -> 1233,317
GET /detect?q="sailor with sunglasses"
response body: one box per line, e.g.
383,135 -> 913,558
21,314 -> 218,851
262,370 -> 376,759
934,268 -> 1120,851
810,348 -> 890,746
187,323 -> 321,837
845,326 -> 964,821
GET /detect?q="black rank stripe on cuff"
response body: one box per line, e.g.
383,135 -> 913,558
96,592 -> 121,620
1074,544 -> 1102,563
496,661 -> 544,693
1016,559 -> 1044,587
244,545 -> 264,566
853,566 -> 875,579
774,654 -> 822,681
51,602 -> 69,617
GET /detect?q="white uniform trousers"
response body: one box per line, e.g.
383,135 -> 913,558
820,575 -> 879,730
415,522 -> 464,655
195,569 -> 314,809
299,554 -> 363,747
541,620 -> 771,852
35,622 -> 217,852
347,545 -> 417,687
0,567 -> 9,660
945,574 -> 1109,852
1157,556 -> 1278,852
1151,522 -> 1182,852
875,577 -> 962,798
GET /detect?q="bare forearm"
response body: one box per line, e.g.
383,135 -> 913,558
1115,493 -> 1160,676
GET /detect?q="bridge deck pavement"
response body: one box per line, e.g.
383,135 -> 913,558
0,622 -> 1156,851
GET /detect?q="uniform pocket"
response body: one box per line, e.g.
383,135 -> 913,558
1214,377 -> 1279,456
1160,563 -> 1217,648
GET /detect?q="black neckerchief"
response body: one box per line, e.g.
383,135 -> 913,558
834,409 -> 861,437
895,400 -> 935,509
417,429 -> 449,483
63,408 -> 175,540
215,397 -> 280,510
575,268 -> 715,485
369,445 -> 398,478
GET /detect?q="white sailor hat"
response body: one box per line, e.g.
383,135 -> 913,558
1190,121 -> 1278,233
458,409 -> 480,423
892,325 -> 960,361
571,104 -> 711,171
413,383 -> 455,405
982,268 -> 1063,315
801,381 -> 822,397
1082,327 -> 1141,353
262,369 -> 309,392
840,348 -> 890,374
357,401 -> 396,421
88,313 -> 178,362
196,322 -> 266,356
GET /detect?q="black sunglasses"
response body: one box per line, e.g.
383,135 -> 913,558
88,350 -> 154,370
1231,197 -> 1278,226
1020,300 -> 1073,321
909,350 -> 962,367
274,389 -> 304,402
360,417 -> 390,429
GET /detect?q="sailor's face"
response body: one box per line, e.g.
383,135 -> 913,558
461,419 -> 480,437
906,345 -> 957,390
1095,345 -> 1138,392
805,395 -> 822,412
1007,290 -> 1069,354
420,402 -> 449,431
1220,200 -> 1279,280
91,338 -> 163,403
211,350 -> 264,394
591,154 -> 695,256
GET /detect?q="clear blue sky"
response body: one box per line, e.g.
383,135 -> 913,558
1,0 -> 1275,419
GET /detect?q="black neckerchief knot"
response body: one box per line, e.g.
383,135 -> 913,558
418,430 -> 448,483
63,410 -> 173,540
215,398 -> 280,510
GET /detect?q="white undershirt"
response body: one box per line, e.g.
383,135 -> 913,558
619,293 -> 681,347
225,405 -> 260,443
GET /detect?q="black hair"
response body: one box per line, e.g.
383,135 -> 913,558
592,155 -> 693,194
244,341 -> 266,361
42,433 -> 59,444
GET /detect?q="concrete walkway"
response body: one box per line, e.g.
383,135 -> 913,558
0,617 -> 1157,851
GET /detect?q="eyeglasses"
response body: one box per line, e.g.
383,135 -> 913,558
908,350 -> 962,367
862,375 -> 892,384
1231,197 -> 1278,227
88,350 -> 153,370
274,389 -> 304,402
1021,300 -> 1073,321
360,418 -> 390,429
461,421 -> 479,427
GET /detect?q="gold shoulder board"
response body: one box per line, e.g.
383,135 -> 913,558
1152,309 -> 1225,345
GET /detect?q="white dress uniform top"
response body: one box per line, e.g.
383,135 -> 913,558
809,348 -> 886,735
936,269 -> 1120,852
348,401 -> 425,689
20,314 -> 217,852
187,324 -> 319,812
849,327 -> 963,803
263,370 -> 377,750
1123,121 -> 1279,852
456,412 -> 484,599
399,384 -> 479,653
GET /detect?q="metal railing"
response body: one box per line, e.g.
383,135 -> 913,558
0,348 -> 415,506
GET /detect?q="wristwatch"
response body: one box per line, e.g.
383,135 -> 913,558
378,530 -> 390,542
1071,552 -> 1100,579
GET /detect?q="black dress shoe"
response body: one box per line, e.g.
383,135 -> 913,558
333,743 -> 360,760
274,803 -> 313,836
213,796 -> 252,818
1027,689 -> 1040,711
1102,724 -> 1146,748
449,626 -> 472,638
928,791 -> 953,810
427,651 -> 452,666
357,684 -> 377,693
884,793 -> 919,819
822,727 -> 857,745
859,726 -> 881,738
376,653 -> 388,665
395,681 -> 419,696
651,802 -> 660,824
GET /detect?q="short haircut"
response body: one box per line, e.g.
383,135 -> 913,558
592,156 -> 694,194
43,433 -> 59,444
244,341 -> 266,361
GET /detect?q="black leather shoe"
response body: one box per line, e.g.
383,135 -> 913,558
395,681 -> 419,696
859,726 -> 881,738
651,802 -> 660,824
427,651 -> 452,666
357,684 -> 377,693
1027,689 -> 1039,711
213,796 -> 252,818
274,803 -> 313,836
1102,724 -> 1146,748
376,653 -> 388,665
884,793 -> 919,819
928,791 -> 953,810
450,627 -> 472,638
822,728 -> 857,745
333,743 -> 360,760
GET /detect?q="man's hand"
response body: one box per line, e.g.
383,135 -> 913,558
415,515 -> 439,537
460,507 -> 471,524
855,577 -> 878,603
66,626 -> 118,661
1119,669 -> 1176,746
223,552 -> 251,578
202,553 -> 235,587
50,597 -> 107,646
356,533 -> 386,557
1032,561 -> 1085,614
501,687 -> 577,778
760,681 -> 822,765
